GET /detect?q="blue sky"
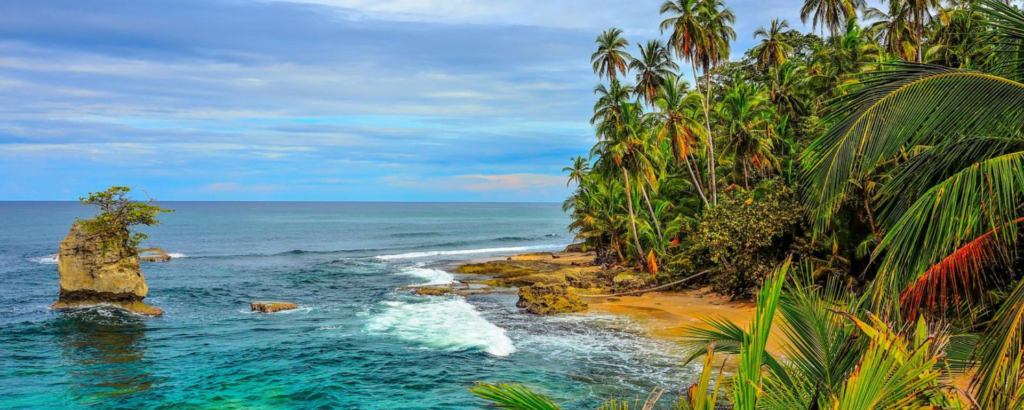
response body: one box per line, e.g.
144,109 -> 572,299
1,0 -> 811,201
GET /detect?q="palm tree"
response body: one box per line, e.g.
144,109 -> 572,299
629,40 -> 678,106
768,61 -> 809,117
803,3 -> 1024,406
660,0 -> 736,205
864,2 -> 917,61
591,79 -> 635,139
800,0 -> 864,37
562,156 -> 590,187
653,74 -> 710,207
717,81 -> 777,188
592,102 -> 654,261
591,28 -> 633,82
751,19 -> 794,70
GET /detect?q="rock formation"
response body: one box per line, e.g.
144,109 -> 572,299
251,301 -> 298,313
52,222 -> 163,316
516,283 -> 587,315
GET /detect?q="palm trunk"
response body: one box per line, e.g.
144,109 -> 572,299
743,161 -> 749,189
692,61 -> 718,205
639,183 -> 662,240
621,167 -> 645,263
681,156 -> 710,208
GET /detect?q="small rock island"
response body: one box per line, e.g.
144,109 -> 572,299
51,186 -> 171,316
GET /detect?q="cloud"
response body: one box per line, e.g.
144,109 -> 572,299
0,0 -> 824,200
202,182 -> 284,193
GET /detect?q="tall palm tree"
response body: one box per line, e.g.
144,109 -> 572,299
562,156 -> 590,187
751,19 -> 795,70
718,81 -> 777,188
803,3 -> 1024,406
653,74 -> 710,207
800,0 -> 864,37
629,40 -> 678,106
592,102 -> 654,261
660,0 -> 736,205
864,2 -> 917,61
591,28 -> 633,82
591,79 -> 635,139
769,61 -> 809,117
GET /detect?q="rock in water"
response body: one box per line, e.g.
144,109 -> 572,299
251,301 -> 298,313
516,283 -> 587,315
51,222 -> 163,316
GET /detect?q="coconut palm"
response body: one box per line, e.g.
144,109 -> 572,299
591,28 -> 633,82
563,156 -> 590,187
629,40 -> 678,106
591,79 -> 635,139
864,2 -> 918,61
717,81 -> 777,188
800,0 -> 865,37
591,102 -> 654,261
802,2 -> 1024,406
660,0 -> 736,205
751,19 -> 794,70
653,74 -> 710,207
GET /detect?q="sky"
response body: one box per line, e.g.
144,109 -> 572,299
0,0 -> 811,201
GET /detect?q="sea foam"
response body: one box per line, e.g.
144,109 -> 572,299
365,298 -> 516,357
375,245 -> 559,260
399,265 -> 455,286
30,254 -> 59,264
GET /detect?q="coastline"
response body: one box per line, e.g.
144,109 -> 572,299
446,249 -> 762,348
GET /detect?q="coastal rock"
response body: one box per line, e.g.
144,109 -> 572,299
516,283 -> 587,315
52,222 -> 162,316
251,301 -> 298,313
138,247 -> 171,262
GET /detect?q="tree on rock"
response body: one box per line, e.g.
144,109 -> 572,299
79,186 -> 172,255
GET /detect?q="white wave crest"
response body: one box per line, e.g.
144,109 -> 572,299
400,266 -> 455,286
30,254 -> 59,264
365,298 -> 516,357
167,253 -> 187,259
375,245 -> 558,260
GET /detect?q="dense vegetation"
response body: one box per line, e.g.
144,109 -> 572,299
480,0 -> 1024,408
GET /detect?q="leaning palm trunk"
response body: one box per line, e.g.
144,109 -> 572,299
692,61 -> 718,205
639,183 -> 663,240
681,156 -> 709,208
621,167 -> 646,262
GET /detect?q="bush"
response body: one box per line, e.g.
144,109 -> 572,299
695,180 -> 805,297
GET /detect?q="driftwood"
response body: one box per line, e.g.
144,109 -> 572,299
578,269 -> 710,298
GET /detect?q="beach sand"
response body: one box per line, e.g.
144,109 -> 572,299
456,250 -> 777,350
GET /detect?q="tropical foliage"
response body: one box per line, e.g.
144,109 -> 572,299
479,0 -> 1024,408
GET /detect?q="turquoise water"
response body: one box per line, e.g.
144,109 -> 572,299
0,202 -> 693,409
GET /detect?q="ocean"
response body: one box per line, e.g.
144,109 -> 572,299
0,202 -> 693,409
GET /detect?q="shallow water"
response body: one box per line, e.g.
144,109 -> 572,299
0,202 -> 694,409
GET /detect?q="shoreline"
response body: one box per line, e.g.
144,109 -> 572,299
445,249 -> 760,348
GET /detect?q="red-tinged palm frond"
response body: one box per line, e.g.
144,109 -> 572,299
899,216 -> 1024,318
873,153 -> 1024,312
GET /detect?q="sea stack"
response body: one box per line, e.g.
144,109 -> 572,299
51,221 -> 163,316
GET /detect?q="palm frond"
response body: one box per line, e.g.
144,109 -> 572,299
470,383 -> 562,410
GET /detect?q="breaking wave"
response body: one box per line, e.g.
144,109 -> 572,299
364,298 -> 515,357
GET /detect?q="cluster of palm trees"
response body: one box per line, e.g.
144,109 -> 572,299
479,0 -> 1024,408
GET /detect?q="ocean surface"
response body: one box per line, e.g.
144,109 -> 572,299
0,202 -> 694,409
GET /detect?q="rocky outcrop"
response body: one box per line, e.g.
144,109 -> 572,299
51,222 -> 162,316
138,247 -> 171,262
251,301 -> 297,313
516,283 -> 587,315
